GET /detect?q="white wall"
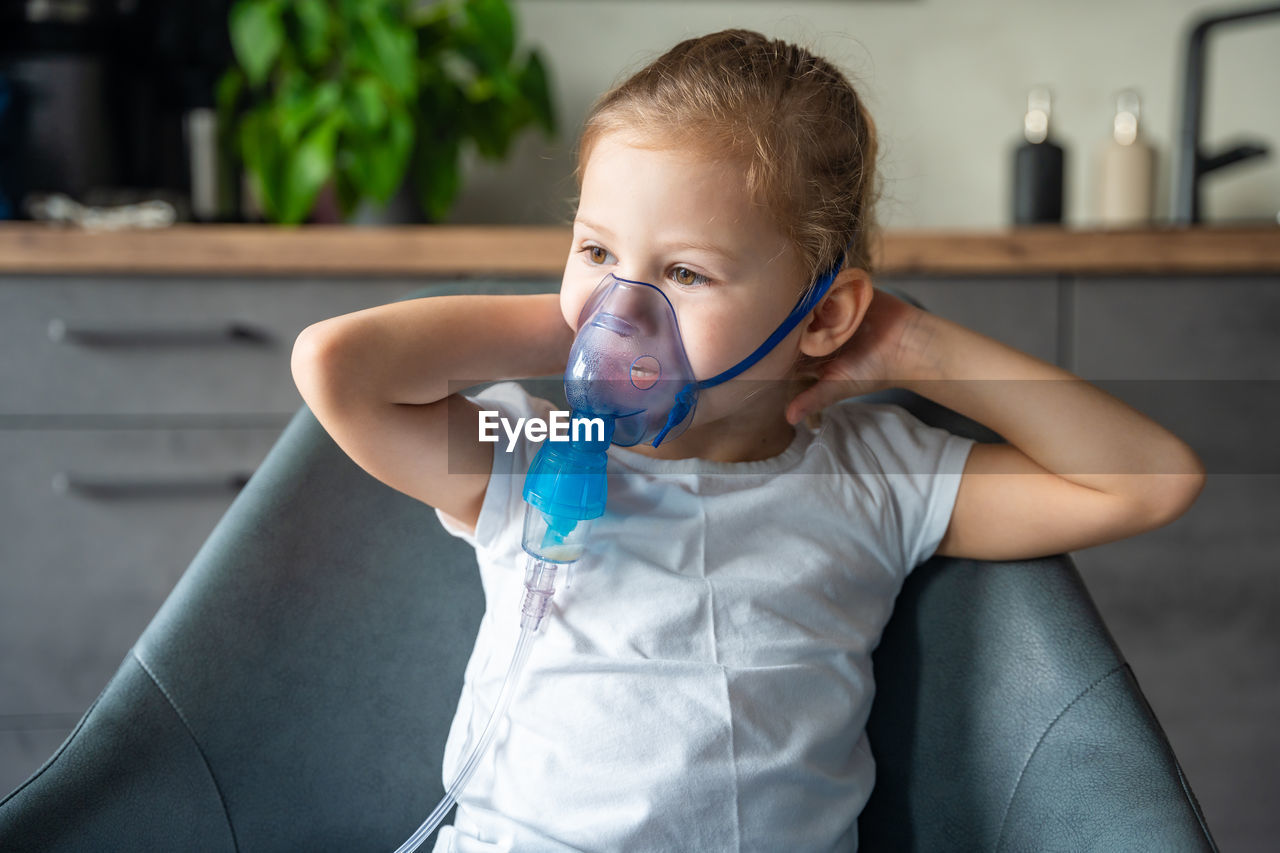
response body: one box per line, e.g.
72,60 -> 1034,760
446,0 -> 1280,229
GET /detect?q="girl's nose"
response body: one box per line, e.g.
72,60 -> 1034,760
592,313 -> 639,337
607,279 -> 664,338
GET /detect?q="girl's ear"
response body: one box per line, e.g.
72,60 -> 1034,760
798,268 -> 873,359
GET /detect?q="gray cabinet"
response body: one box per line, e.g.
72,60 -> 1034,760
878,275 -> 1064,367
0,275 -> 466,795
0,425 -> 284,786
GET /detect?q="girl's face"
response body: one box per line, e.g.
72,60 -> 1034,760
562,132 -> 810,454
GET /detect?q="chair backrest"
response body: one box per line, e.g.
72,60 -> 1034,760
858,554 -> 1218,851
851,282 -> 1215,847
0,388 -> 1218,852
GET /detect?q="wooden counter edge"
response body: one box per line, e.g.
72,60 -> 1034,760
0,223 -> 1277,276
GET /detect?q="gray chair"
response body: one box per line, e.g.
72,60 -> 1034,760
0,302 -> 1219,851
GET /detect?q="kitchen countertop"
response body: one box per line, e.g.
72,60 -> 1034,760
0,223 -> 1277,277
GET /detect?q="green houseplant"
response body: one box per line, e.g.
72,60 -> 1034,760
217,0 -> 556,224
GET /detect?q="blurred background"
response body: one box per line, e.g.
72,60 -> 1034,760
0,0 -> 1277,227
1,1 -> 1278,851
466,0 -> 1280,228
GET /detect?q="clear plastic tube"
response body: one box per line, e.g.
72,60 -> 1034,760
393,621 -> 538,853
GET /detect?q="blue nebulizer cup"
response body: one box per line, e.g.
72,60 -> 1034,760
521,273 -> 698,564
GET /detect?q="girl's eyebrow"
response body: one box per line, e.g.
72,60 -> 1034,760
573,216 -> 613,237
574,216 -> 737,266
661,238 -> 736,265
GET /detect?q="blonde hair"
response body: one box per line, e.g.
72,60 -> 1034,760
575,28 -> 883,302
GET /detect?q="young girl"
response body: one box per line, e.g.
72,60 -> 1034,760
292,29 -> 1205,852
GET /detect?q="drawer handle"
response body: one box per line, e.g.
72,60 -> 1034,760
52,471 -> 253,498
47,319 -> 274,347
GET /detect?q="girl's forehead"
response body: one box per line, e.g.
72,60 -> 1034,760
581,134 -> 731,184
578,138 -> 774,236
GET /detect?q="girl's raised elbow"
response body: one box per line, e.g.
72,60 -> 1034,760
1142,445 -> 1208,528
291,322 -> 333,393
291,319 -> 359,408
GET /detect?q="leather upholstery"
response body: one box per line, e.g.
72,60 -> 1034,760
860,553 -> 1217,852
0,388 -> 1218,852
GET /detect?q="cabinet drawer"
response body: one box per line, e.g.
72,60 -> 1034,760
878,276 -> 1062,367
1072,276 -> 1280,475
1073,276 -> 1280,380
0,276 -> 556,417
0,425 -> 284,717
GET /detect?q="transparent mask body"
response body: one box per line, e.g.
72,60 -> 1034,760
566,274 -> 698,448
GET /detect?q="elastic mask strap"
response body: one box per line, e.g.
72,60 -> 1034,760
651,255 -> 845,446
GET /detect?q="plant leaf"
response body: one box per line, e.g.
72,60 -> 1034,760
462,0 -> 514,66
215,68 -> 244,121
357,6 -> 417,100
293,0 -> 332,68
380,107 -> 415,198
275,78 -> 342,148
215,69 -> 246,176
410,1 -> 453,50
279,115 -> 341,224
348,74 -> 388,131
334,165 -> 361,219
229,0 -> 285,89
238,107 -> 285,220
414,134 -> 461,223
337,104 -> 414,206
471,111 -> 511,160
519,50 -> 556,136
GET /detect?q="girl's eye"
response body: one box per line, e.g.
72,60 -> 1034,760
584,245 -> 614,265
670,266 -> 710,288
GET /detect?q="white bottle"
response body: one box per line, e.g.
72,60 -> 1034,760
1095,90 -> 1155,227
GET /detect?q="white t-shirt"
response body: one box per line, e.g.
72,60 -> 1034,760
432,380 -> 975,852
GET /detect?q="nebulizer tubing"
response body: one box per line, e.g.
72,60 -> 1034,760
391,619 -> 537,853
392,419 -> 614,853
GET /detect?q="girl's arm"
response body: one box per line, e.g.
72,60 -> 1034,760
786,283 -> 1207,562
291,292 -> 573,530
900,308 -> 1207,561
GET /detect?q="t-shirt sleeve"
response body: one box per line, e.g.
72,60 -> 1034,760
840,401 -> 977,570
433,380 -> 558,553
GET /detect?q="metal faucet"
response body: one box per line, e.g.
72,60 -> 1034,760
1171,3 -> 1280,225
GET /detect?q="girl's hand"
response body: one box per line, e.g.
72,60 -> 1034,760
785,287 -> 929,425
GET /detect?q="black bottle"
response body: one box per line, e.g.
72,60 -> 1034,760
1012,86 -> 1065,225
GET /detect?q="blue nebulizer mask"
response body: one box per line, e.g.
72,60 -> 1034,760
522,259 -> 845,562
565,263 -> 845,449
394,257 -> 844,853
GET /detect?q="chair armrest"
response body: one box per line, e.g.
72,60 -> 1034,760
858,556 -> 1218,852
0,406 -> 486,852
0,656 -> 236,850
999,662 -> 1217,851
